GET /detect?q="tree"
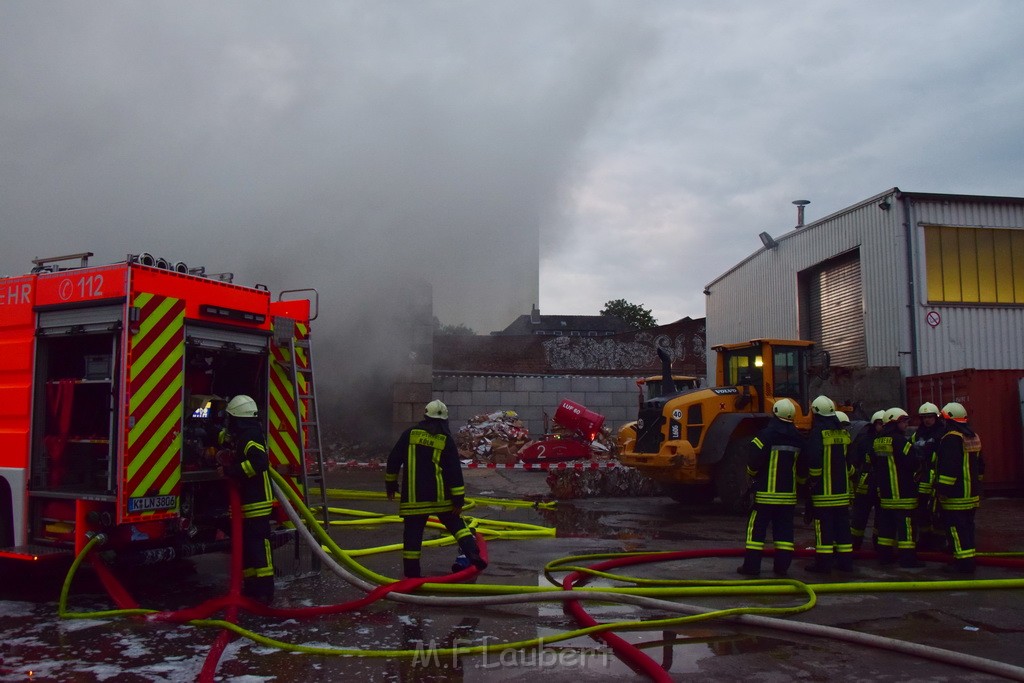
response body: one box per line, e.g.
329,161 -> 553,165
432,316 -> 475,336
601,299 -> 657,330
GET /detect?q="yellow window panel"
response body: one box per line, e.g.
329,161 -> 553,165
941,227 -> 963,302
924,227 -> 945,301
974,229 -> 997,303
1012,231 -> 1024,304
993,230 -> 1016,303
959,228 -> 982,302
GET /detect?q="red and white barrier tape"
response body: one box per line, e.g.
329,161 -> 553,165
328,460 -> 622,471
462,460 -> 622,470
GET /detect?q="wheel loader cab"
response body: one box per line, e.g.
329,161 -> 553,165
714,339 -> 814,427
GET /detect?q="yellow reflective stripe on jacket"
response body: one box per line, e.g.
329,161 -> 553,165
433,443 -> 444,503
401,429 -> 451,514
242,440 -> 266,477
410,430 -> 447,450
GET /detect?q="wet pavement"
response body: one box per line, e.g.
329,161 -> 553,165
1,468 -> 1023,681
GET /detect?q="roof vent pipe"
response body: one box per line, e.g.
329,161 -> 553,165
793,199 -> 810,228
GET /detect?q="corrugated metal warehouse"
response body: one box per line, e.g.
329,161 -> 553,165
703,188 -> 1024,490
705,188 -> 1024,379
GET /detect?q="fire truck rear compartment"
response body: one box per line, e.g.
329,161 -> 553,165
28,322 -> 269,551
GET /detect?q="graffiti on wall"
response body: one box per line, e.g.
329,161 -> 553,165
542,329 -> 706,372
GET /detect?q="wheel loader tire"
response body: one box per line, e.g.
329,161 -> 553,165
715,439 -> 750,515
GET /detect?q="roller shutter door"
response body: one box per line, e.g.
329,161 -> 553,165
185,325 -> 269,354
37,304 -> 123,335
805,252 -> 865,366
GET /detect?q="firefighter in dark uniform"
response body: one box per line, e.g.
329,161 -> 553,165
935,402 -> 983,574
217,394 -> 275,604
737,398 -> 806,577
849,410 -> 885,550
804,396 -> 854,574
871,407 -> 924,568
386,400 -> 486,579
912,402 -> 945,550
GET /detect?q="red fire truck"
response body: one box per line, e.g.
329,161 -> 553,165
0,252 -> 321,566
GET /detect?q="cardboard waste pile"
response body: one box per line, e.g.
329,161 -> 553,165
456,410 -> 530,464
545,466 -> 662,499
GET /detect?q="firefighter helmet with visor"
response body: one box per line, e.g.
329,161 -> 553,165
941,402 -> 968,423
773,398 -> 797,422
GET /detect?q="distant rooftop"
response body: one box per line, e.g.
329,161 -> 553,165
493,305 -> 633,337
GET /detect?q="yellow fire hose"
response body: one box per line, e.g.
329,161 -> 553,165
54,467 -> 1024,681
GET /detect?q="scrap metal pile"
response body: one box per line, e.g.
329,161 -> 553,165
456,410 -> 531,464
545,465 -> 662,499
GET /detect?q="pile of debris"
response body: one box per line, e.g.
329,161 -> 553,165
545,466 -> 663,499
456,410 -> 531,464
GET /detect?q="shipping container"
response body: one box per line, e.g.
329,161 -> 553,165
906,369 -> 1024,493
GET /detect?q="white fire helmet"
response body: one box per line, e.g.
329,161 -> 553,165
811,395 -> 836,417
425,399 -> 449,420
773,398 -> 797,422
226,394 -> 258,418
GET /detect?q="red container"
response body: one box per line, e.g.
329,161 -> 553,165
906,369 -> 1024,493
553,399 -> 606,441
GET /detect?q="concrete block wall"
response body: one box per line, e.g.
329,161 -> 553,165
433,374 -> 639,437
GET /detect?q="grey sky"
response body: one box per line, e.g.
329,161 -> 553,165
2,1 -> 1023,339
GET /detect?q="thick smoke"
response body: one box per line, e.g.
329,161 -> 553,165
0,3 -> 658,440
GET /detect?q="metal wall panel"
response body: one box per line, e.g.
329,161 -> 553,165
706,191 -> 1024,380
909,197 -> 1024,375
706,191 -> 908,378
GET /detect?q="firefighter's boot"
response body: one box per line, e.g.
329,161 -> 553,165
850,534 -> 863,552
403,559 -> 422,579
805,554 -> 832,574
835,552 -> 854,572
458,535 -> 487,571
736,551 -> 762,576
877,545 -> 896,565
773,551 -> 793,576
898,548 -> 925,568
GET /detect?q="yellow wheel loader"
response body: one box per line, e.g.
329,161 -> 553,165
617,339 -> 815,513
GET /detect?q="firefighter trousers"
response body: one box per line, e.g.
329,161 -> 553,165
242,515 -> 274,603
740,504 -> 795,574
811,505 -> 854,571
850,491 -> 880,549
941,507 -> 977,567
401,511 -> 482,578
877,507 -> 920,566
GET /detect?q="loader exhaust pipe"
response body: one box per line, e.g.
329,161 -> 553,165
657,347 -> 674,397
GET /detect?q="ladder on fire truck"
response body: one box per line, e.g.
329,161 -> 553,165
291,338 -> 330,527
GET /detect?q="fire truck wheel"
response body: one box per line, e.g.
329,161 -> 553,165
715,439 -> 750,515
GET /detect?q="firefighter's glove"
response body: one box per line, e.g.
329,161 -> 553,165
218,428 -> 232,446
